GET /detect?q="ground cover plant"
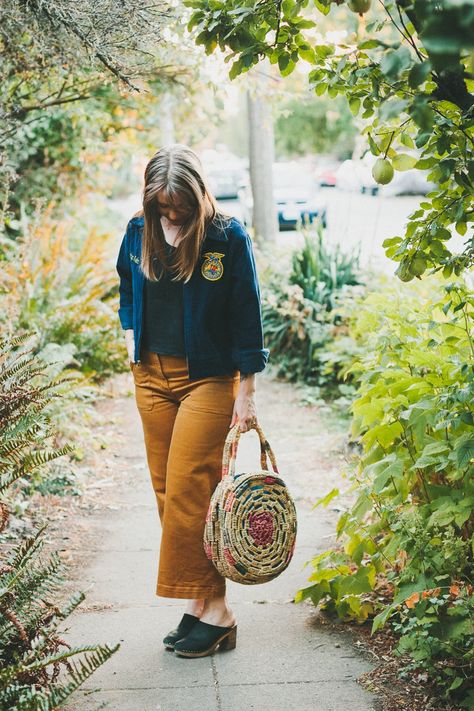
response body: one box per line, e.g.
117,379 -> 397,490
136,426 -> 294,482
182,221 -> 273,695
0,332 -> 119,709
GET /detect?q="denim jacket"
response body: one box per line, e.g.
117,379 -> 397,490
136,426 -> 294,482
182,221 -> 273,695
115,214 -> 270,380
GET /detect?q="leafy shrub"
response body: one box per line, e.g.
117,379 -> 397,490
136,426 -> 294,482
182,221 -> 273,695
296,280 -> 474,705
0,206 -> 127,382
0,332 -> 119,708
290,224 -> 361,309
261,225 -> 364,391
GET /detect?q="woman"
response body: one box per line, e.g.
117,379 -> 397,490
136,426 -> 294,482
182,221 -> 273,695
115,144 -> 269,658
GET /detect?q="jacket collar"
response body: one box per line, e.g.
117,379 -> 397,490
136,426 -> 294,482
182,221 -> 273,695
130,215 -> 229,242
205,220 -> 229,242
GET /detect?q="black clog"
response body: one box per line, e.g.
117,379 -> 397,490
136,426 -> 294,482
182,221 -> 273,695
162,613 -> 200,650
173,619 -> 237,657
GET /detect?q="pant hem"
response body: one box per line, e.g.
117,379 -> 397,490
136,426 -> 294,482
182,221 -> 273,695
156,583 -> 226,599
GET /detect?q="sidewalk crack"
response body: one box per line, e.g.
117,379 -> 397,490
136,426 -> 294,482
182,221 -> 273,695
211,656 -> 222,711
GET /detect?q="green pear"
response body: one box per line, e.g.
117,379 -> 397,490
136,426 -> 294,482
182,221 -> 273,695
347,0 -> 372,15
372,157 -> 394,185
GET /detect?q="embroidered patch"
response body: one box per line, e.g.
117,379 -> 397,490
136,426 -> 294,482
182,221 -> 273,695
201,251 -> 225,281
129,252 -> 140,265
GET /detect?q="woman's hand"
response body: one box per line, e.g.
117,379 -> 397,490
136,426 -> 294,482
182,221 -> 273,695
125,329 -> 135,363
229,373 -> 257,432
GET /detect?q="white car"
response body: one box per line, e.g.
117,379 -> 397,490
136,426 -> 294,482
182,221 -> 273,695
335,155 -> 379,194
336,152 -> 436,196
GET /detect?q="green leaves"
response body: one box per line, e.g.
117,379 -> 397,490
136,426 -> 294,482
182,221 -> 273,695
420,1 -> 474,68
349,97 -> 361,115
454,435 -> 474,468
379,98 -> 409,120
409,96 -> 435,132
312,487 -> 340,509
391,153 -> 418,171
295,281 -> 474,702
184,0 -> 473,280
408,60 -> 432,88
380,46 -> 413,78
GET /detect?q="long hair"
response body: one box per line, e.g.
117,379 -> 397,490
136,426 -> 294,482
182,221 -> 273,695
138,144 -> 232,283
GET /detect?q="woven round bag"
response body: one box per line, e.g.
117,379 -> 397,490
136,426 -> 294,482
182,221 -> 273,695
203,421 -> 297,584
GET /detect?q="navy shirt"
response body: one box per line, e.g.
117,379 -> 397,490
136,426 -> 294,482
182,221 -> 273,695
141,242 -> 186,357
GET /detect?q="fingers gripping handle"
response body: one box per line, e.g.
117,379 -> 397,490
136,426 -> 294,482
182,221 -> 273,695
221,422 -> 279,479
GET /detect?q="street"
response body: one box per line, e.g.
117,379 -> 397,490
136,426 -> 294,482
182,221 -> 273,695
219,188 -> 421,276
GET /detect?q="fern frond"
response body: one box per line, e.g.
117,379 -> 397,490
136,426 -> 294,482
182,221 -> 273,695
0,643 -> 119,709
3,550 -> 66,609
3,525 -> 48,573
54,590 -> 86,622
37,643 -> 120,706
0,444 -> 75,492
0,331 -> 37,353
19,444 -> 76,471
0,355 -> 40,383
0,424 -> 45,454
26,592 -> 86,655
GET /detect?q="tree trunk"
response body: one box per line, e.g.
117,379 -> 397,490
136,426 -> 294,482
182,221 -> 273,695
159,93 -> 176,145
247,70 -> 278,244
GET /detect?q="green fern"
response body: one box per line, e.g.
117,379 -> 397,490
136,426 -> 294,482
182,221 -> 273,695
2,642 -> 119,710
0,333 -> 119,706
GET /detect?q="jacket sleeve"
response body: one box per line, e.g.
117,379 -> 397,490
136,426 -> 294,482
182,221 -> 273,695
115,223 -> 134,330
228,223 -> 270,375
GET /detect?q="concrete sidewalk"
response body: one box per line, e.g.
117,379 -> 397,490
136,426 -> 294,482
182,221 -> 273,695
63,373 -> 379,711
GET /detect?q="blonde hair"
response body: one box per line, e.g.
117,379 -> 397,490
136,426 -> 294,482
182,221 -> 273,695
138,144 -> 232,283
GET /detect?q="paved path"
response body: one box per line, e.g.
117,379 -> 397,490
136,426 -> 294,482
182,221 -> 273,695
63,371 -> 379,711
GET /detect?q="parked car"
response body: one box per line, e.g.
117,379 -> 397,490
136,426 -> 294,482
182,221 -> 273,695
201,149 -> 247,200
336,151 -> 436,196
380,166 -> 436,197
314,159 -> 340,188
239,161 -> 327,231
335,155 -> 379,194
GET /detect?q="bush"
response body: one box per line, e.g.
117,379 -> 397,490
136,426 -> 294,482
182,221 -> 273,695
0,206 -> 127,382
0,332 -> 119,708
261,224 -> 364,392
296,280 -> 474,706
290,224 -> 361,309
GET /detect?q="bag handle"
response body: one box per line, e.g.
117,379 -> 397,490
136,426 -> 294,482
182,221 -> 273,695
221,421 -> 279,479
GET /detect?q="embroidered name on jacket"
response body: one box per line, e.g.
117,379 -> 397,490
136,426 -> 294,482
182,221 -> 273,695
201,252 -> 225,281
129,252 -> 140,265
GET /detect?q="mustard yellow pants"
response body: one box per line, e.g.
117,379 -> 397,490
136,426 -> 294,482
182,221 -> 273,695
129,349 -> 240,599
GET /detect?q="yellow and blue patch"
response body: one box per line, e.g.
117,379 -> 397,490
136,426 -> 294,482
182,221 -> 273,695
201,251 -> 225,281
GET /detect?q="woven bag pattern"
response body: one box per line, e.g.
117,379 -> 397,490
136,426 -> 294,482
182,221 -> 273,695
203,422 -> 297,584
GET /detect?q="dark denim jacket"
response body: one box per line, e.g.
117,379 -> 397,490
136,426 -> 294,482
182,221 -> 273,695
115,215 -> 270,379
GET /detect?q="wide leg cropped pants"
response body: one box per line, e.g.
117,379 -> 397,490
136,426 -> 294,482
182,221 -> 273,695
129,349 -> 240,599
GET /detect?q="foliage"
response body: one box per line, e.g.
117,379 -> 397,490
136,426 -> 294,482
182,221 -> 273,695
0,207 -> 128,382
0,0 -> 209,226
184,0 -> 474,280
290,223 -> 361,308
0,0 -> 173,133
0,332 -> 119,709
275,92 -> 356,159
2,91 -> 124,224
295,281 -> 474,704
261,225 -> 364,390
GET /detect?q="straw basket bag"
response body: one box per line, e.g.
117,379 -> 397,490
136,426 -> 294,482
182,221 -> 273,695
203,421 -> 297,584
